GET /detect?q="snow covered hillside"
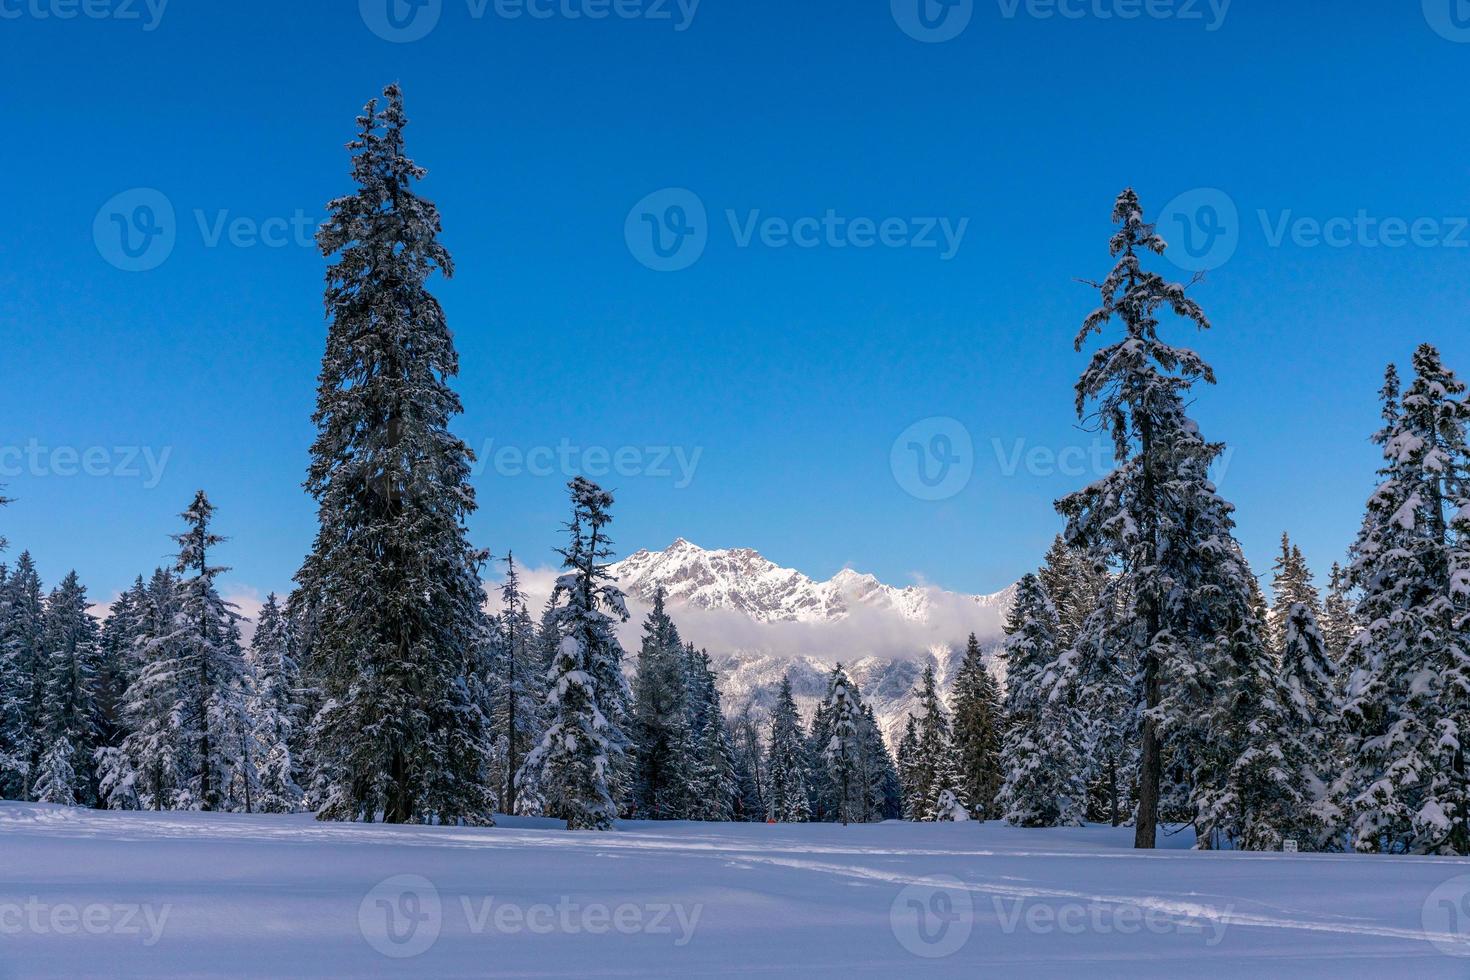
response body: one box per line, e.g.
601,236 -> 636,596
4,803 -> 1468,978
608,540 -> 1016,740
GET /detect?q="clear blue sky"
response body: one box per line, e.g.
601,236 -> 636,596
3,0 -> 1469,607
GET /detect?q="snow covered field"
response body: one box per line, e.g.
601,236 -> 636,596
4,803 -> 1470,978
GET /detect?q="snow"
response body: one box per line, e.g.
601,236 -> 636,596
5,803 -> 1470,977
610,538 -> 1011,627
602,540 -> 1016,746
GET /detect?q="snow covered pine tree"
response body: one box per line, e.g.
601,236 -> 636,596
998,574 -> 1084,827
294,85 -> 493,825
630,586 -> 694,819
1342,347 -> 1470,854
949,632 -> 1005,819
524,478 -> 632,831
765,675 -> 811,823
1058,189 -> 1270,848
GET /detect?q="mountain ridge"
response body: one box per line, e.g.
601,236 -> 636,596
607,539 -> 1017,745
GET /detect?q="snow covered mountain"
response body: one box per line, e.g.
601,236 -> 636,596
608,540 -> 1017,743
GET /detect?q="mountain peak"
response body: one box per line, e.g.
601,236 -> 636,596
610,540 -> 1011,628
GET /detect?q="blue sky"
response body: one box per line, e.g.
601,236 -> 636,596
2,0 -> 1469,608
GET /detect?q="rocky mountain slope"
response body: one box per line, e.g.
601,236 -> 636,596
609,540 -> 1016,743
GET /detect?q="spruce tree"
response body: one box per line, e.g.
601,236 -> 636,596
906,664 -> 966,821
114,569 -> 184,810
525,478 -> 632,830
950,633 -> 1004,819
998,574 -> 1084,827
169,492 -> 252,812
248,594 -> 304,813
95,577 -> 147,751
32,738 -> 78,806
1057,188 -> 1262,847
1341,349 -> 1470,853
818,666 -> 864,825
630,586 -> 694,819
295,84 -> 493,825
896,713 -> 919,818
1319,562 -> 1359,665
3,553 -> 45,797
689,687 -> 737,822
0,561 -> 30,799
491,553 -> 545,816
38,571 -> 102,805
731,707 -> 766,821
1269,533 -> 1322,650
502,558 -> 543,811
765,675 -> 811,822
1193,591 -> 1312,850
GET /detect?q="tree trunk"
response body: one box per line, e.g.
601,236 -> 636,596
385,745 -> 411,823
1133,657 -> 1160,848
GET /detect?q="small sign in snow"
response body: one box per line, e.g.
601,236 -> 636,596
1282,840 -> 1299,853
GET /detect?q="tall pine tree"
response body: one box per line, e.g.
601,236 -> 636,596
295,84 -> 493,825
1057,188 -> 1262,847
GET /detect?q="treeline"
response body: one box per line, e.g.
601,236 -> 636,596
0,478 -> 906,828
0,492 -> 299,813
993,190 -> 1470,855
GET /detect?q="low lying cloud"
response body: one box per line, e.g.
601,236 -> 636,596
484,563 -> 1011,662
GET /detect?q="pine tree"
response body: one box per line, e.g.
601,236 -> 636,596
859,703 -> 903,821
114,569 -> 184,810
731,707 -> 766,821
1038,536 -> 1133,823
818,666 -> 864,825
689,688 -> 737,822
1281,600 -> 1342,846
1193,586 -> 1313,851
38,571 -> 102,805
295,84 -> 494,826
490,553 -> 545,816
3,553 -> 45,797
0,561 -> 30,799
1319,562 -> 1359,666
765,675 -> 811,822
1341,349 -> 1470,854
998,574 -> 1084,827
896,713 -> 919,818
950,633 -> 1004,819
95,577 -> 147,751
630,587 -> 694,819
906,664 -> 968,821
1057,188 -> 1262,848
1269,533 -> 1323,650
32,737 -> 78,806
169,492 -> 253,812
525,478 -> 632,831
248,594 -> 304,813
